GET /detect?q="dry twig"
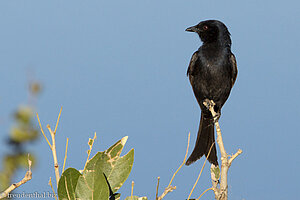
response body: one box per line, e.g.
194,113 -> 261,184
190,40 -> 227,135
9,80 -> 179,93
62,138 -> 69,173
131,181 -> 134,200
196,188 -> 214,200
167,132 -> 190,188
157,185 -> 176,200
157,133 -> 190,200
0,156 -> 32,199
36,107 -> 63,188
187,143 -> 214,200
83,132 -> 97,171
155,177 -> 160,200
48,177 -> 58,200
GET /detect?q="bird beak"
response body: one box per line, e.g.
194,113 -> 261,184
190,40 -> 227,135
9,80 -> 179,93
185,26 -> 197,32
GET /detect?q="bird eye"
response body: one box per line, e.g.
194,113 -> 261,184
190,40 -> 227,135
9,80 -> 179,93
203,25 -> 208,30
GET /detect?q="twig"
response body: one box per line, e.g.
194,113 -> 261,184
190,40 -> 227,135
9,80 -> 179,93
131,181 -> 134,200
157,186 -> 176,200
47,125 -> 60,188
156,177 -> 160,200
48,177 -> 58,200
0,156 -> 32,199
51,107 -> 63,187
36,113 -> 51,148
187,142 -> 214,200
196,188 -> 214,200
168,132 -> 190,187
83,132 -> 97,171
203,99 -> 242,200
62,138 -> 69,173
54,107 -> 62,134
228,149 -> 242,166
156,133 -> 190,200
37,107 -> 63,188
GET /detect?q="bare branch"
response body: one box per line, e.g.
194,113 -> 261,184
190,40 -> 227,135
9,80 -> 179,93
203,99 -> 242,200
47,124 -> 60,188
37,108 -> 63,188
228,149 -> 243,166
0,156 -> 32,199
157,185 -> 176,200
156,177 -> 160,200
168,132 -> 190,187
157,132 -> 190,200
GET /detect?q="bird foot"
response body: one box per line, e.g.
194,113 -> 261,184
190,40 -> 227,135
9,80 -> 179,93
203,99 -> 220,123
213,113 -> 220,123
203,99 -> 215,109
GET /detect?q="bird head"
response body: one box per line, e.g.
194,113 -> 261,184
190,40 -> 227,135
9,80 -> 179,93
186,20 -> 231,45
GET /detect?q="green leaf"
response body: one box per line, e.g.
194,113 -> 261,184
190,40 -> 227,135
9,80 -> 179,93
211,165 -> 220,180
124,196 -> 147,200
57,136 -> 133,200
75,159 -> 110,200
58,168 -> 81,200
85,136 -> 134,193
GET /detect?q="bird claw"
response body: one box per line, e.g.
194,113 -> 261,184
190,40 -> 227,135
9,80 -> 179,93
203,99 -> 215,109
213,113 -> 220,123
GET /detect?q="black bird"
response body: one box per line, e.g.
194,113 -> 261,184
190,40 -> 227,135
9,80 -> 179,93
185,20 -> 237,166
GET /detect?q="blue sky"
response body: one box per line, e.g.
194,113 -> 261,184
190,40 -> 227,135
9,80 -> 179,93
0,0 -> 300,199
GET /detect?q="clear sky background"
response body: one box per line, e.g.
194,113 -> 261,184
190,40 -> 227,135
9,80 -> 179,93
0,0 -> 300,199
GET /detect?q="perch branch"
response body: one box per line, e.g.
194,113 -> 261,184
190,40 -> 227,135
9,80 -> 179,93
0,156 -> 32,199
203,99 -> 242,200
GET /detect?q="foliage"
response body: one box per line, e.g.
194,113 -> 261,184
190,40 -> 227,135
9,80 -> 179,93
58,137 -> 135,200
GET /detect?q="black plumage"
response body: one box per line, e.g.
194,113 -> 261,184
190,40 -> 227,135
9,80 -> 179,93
185,20 -> 237,166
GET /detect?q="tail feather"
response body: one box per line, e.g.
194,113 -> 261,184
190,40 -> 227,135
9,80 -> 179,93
186,113 -> 218,166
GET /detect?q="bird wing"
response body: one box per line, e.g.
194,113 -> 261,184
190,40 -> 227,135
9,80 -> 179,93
230,53 -> 238,86
187,51 -> 198,76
